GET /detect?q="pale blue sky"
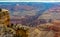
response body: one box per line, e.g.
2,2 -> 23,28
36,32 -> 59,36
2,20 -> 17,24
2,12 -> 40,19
0,0 -> 60,2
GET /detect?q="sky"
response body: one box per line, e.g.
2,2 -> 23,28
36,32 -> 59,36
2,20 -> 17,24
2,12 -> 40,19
0,0 -> 60,2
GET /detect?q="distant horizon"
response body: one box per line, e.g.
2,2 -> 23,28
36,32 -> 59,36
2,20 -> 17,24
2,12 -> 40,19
0,0 -> 60,2
0,2 -> 60,16
0,2 -> 57,15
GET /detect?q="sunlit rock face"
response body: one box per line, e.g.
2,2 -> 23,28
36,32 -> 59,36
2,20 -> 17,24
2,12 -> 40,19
0,9 -> 10,26
37,5 -> 60,37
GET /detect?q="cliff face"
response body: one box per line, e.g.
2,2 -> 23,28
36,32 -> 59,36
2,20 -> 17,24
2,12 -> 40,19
10,5 -> 60,27
0,9 -> 10,26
